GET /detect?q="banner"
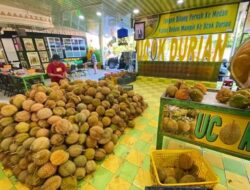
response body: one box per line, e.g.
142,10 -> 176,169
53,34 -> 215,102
136,4 -> 238,38
137,33 -> 229,62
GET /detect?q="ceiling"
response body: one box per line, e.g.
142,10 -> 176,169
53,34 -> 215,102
0,0 -> 242,16
104,0 -> 240,17
0,0 -> 241,16
0,0 -> 241,32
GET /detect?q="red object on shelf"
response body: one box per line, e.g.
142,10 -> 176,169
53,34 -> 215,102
222,79 -> 233,89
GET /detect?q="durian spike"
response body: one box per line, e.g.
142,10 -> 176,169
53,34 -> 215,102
32,166 -> 39,176
169,111 -> 173,120
232,120 -> 236,126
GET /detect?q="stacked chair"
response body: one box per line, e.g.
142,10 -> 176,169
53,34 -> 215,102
0,74 -> 26,96
0,73 -> 44,96
68,64 -> 87,80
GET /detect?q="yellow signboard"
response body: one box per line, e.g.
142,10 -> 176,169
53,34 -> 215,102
150,4 -> 238,38
161,105 -> 250,159
137,34 -> 228,62
193,109 -> 250,158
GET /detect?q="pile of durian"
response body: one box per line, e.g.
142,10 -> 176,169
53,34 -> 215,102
165,81 -> 207,102
0,79 -> 147,190
162,106 -> 197,137
157,153 -> 205,185
216,88 -> 250,109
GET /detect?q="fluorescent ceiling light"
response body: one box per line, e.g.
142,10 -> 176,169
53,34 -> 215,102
79,15 -> 84,20
96,11 -> 102,16
177,0 -> 184,4
133,9 -> 139,14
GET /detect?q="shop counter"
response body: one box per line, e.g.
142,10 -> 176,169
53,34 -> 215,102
156,91 -> 250,160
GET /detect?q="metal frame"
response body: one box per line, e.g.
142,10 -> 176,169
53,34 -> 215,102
134,22 -> 145,40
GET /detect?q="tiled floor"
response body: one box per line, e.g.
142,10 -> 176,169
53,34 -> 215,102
0,76 -> 249,190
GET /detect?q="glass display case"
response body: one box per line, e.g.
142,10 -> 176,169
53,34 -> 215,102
63,37 -> 86,58
46,37 -> 64,58
0,40 -> 7,64
13,37 -> 23,51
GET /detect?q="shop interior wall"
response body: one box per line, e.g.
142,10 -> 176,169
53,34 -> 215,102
135,2 -> 249,82
0,31 -> 87,70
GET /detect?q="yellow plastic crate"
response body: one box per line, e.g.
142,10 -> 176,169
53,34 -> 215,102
150,149 -> 219,188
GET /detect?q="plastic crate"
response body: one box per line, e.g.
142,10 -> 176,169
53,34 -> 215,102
150,149 -> 218,188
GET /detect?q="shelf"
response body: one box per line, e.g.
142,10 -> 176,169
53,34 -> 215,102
161,91 -> 250,116
157,90 -> 250,160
